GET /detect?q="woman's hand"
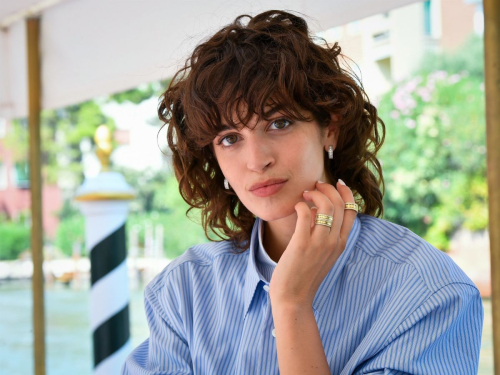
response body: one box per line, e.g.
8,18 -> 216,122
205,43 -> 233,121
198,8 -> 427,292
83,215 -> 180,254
268,179 -> 357,309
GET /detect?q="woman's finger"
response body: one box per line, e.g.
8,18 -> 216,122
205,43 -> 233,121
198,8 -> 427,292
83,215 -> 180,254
292,201 -> 312,245
309,206 -> 318,228
335,179 -> 357,245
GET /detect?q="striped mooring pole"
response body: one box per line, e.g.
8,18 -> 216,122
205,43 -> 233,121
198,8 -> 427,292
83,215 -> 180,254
75,125 -> 135,375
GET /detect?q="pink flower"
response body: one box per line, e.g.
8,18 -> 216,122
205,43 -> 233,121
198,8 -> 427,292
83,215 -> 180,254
416,87 -> 432,102
430,70 -> 448,81
404,119 -> 416,129
390,110 -> 400,119
448,74 -> 461,84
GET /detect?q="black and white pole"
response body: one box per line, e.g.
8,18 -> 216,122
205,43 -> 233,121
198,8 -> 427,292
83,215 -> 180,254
75,125 -> 135,375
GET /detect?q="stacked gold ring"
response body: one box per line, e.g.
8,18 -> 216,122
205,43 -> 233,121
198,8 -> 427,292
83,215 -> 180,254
315,213 -> 333,228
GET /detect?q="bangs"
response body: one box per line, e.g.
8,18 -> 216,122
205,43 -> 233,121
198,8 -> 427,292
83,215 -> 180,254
214,90 -> 314,134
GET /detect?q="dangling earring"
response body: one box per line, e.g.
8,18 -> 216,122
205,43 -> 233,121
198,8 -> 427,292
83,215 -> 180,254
328,145 -> 334,160
224,178 -> 230,190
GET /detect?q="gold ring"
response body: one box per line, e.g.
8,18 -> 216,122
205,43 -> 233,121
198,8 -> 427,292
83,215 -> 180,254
344,202 -> 358,212
314,214 -> 333,228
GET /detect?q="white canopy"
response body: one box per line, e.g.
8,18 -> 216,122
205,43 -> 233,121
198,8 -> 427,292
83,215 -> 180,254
0,0 -> 420,120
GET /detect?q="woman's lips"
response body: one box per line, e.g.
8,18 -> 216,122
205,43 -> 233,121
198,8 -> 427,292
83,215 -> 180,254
250,181 -> 287,197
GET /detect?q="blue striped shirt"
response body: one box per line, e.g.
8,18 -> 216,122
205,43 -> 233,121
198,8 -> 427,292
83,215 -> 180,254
121,213 -> 484,374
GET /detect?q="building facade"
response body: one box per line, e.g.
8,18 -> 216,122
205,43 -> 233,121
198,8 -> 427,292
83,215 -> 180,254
318,0 -> 482,101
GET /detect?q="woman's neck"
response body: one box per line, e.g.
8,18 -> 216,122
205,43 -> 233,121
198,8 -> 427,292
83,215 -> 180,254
262,212 -> 299,263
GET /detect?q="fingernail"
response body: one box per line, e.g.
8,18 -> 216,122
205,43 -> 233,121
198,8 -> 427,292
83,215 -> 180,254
303,190 -> 309,193
317,180 -> 325,184
338,179 -> 346,186
311,206 -> 318,210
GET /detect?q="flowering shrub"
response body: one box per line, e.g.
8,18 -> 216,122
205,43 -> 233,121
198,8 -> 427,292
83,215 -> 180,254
0,222 -> 30,260
377,66 -> 486,251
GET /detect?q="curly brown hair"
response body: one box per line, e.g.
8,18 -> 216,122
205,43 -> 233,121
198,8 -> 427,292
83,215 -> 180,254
158,10 -> 385,253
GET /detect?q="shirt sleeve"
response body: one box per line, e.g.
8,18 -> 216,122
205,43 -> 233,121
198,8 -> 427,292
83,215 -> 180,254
357,282 -> 484,375
121,286 -> 193,375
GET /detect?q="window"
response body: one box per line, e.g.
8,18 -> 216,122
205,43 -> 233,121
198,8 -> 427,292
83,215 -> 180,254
0,118 -> 6,139
423,1 -> 432,36
13,162 -> 30,189
0,162 -> 7,190
373,31 -> 390,43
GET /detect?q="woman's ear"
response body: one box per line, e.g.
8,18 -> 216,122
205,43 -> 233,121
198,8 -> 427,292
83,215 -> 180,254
324,113 -> 341,150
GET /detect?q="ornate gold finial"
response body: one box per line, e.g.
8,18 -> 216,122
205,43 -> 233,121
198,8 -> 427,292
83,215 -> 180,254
94,125 -> 113,171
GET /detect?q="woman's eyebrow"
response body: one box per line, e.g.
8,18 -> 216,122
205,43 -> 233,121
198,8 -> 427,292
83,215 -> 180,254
217,108 -> 285,133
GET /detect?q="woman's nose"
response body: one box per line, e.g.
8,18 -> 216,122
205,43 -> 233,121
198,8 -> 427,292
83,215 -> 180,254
245,136 -> 275,172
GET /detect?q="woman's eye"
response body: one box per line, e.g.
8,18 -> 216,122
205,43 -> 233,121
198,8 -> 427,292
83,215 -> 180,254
270,118 -> 292,130
219,134 -> 239,147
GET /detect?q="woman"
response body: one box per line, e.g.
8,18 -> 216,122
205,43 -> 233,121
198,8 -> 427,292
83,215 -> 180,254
122,10 -> 483,375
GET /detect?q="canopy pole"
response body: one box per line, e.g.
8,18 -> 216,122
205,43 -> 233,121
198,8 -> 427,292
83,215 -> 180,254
484,0 -> 500,374
27,17 -> 46,375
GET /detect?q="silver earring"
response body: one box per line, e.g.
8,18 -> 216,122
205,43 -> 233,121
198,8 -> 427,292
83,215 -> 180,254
328,145 -> 334,159
224,178 -> 230,190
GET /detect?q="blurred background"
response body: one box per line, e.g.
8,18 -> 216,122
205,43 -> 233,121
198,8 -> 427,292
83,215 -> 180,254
0,0 -> 491,374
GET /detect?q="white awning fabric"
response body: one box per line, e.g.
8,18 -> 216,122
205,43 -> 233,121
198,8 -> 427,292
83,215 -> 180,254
0,0 -> 421,120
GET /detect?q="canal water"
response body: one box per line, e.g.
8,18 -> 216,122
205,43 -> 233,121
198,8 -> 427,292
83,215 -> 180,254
0,280 -> 494,374
0,279 -> 149,374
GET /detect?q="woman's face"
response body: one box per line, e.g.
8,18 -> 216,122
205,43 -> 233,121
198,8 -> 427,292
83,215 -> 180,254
212,107 -> 339,222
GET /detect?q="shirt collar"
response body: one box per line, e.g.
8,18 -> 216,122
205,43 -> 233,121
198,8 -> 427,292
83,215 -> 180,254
256,218 -> 277,281
243,214 -> 362,319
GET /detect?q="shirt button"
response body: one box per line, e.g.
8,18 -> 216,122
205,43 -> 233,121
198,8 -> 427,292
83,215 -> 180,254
272,328 -> 276,337
263,284 -> 270,292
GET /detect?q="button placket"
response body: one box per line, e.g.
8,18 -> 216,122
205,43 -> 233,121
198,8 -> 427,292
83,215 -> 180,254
262,283 -> 276,338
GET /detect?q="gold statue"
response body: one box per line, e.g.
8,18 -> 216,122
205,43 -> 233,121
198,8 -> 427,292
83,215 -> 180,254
94,125 -> 112,171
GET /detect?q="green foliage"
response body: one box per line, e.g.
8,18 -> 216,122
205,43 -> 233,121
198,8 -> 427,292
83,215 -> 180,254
114,166 -> 171,213
0,222 -> 30,260
127,211 -> 208,260
41,100 -> 117,185
5,100 -> 117,186
108,80 -> 170,105
3,119 -> 28,162
126,173 -> 211,259
417,34 -> 484,80
54,214 -> 85,257
378,36 -> 486,251
56,199 -> 81,221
